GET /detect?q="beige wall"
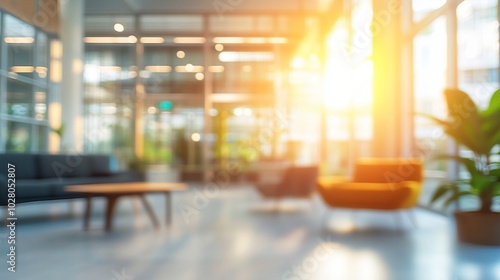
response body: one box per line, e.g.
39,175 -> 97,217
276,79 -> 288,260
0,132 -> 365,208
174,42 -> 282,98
0,0 -> 59,34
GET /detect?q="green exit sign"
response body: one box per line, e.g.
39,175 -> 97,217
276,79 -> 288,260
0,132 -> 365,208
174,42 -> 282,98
158,101 -> 174,111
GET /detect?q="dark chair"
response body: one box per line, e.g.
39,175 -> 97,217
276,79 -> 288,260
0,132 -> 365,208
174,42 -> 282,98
255,165 -> 319,201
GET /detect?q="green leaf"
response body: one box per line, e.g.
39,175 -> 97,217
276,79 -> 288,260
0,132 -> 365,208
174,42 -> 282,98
483,89 -> 500,117
443,191 -> 474,208
434,155 -> 480,177
415,112 -> 452,127
444,89 -> 489,155
430,184 -> 454,204
481,110 -> 500,149
472,175 -> 497,194
493,182 -> 500,196
489,129 -> 500,148
490,167 -> 500,177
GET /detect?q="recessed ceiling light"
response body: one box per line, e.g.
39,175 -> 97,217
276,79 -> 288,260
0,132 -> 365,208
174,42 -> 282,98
145,66 -> 172,73
215,44 -> 224,51
177,51 -> 185,59
191,133 -> 201,142
84,36 -> 137,44
114,23 -> 124,33
140,37 -> 165,44
4,37 -> 34,44
173,37 -> 206,44
195,72 -> 205,81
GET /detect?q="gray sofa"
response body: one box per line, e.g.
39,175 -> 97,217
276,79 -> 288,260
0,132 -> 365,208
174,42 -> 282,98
0,153 -> 144,206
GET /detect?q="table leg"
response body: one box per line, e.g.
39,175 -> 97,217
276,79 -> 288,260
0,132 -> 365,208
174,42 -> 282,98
83,196 -> 92,230
139,195 -> 159,229
105,195 -> 119,232
166,192 -> 172,225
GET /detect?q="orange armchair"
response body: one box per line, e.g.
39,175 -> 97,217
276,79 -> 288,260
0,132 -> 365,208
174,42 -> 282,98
317,159 -> 423,211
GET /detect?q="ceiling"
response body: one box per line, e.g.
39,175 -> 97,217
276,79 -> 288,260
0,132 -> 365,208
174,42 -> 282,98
84,0 -> 334,15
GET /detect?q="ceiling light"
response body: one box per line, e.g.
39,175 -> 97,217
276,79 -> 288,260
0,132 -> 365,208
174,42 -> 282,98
291,57 -> 306,69
246,37 -> 267,44
84,36 -> 137,44
213,37 -> 288,44
173,37 -> 206,44
114,23 -> 124,32
4,37 -> 34,44
10,66 -> 35,73
215,44 -> 224,51
140,37 -> 165,44
233,108 -> 243,116
147,107 -> 157,114
213,37 -> 245,44
99,66 -> 122,72
208,66 -> 225,73
177,51 -> 185,59
191,133 -> 201,142
175,65 -> 204,73
145,65 -> 172,73
35,66 -> 48,73
195,72 -> 205,81
219,52 -> 275,62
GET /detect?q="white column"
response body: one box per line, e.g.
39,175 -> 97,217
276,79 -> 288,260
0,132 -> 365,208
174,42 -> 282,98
60,0 -> 84,152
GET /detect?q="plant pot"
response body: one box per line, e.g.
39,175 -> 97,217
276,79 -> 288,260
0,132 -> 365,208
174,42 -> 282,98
454,211 -> 500,246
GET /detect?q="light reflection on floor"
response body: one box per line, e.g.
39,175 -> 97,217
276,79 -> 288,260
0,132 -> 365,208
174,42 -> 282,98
0,184 -> 499,280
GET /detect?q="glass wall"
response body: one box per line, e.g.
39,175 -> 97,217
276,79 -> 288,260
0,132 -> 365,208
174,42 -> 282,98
323,0 -> 373,175
80,1 -> 500,189
457,0 -> 499,210
0,11 -> 53,153
413,16 -> 448,207
411,0 -> 499,211
83,45 -> 136,165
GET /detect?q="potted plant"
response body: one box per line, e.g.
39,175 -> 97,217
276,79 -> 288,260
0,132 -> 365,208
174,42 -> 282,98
422,88 -> 500,246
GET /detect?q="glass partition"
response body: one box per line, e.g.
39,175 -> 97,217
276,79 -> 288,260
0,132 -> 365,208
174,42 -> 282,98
457,0 -> 499,210
0,12 -> 52,153
413,16 -> 448,208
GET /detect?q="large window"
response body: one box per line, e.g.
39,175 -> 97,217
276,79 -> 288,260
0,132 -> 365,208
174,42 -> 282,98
412,0 -> 499,211
0,12 -> 53,153
83,45 -> 136,164
323,0 -> 374,175
457,0 -> 499,210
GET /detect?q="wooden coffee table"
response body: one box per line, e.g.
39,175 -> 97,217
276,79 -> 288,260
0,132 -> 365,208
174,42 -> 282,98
66,182 -> 186,231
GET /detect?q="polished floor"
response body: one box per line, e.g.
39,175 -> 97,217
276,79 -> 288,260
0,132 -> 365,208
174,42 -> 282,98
1,183 -> 500,280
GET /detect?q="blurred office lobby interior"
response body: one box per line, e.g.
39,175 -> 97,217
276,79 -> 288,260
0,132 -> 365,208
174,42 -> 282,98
0,0 -> 500,279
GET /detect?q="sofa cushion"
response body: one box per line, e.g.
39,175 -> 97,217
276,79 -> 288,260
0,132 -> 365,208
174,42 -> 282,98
38,154 -> 92,179
0,174 -> 7,205
0,153 -> 39,179
15,179 -> 53,198
353,159 -> 422,183
88,155 -> 118,176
